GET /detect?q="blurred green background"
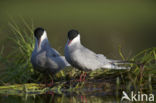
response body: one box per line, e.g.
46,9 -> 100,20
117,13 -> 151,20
0,0 -> 156,59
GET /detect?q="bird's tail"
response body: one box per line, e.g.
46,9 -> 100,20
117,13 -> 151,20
61,56 -> 71,67
102,64 -> 130,70
102,59 -> 134,70
109,59 -> 135,64
65,61 -> 71,67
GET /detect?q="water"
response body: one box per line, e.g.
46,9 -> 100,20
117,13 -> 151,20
0,94 -> 117,103
0,80 -> 121,103
0,75 -> 154,103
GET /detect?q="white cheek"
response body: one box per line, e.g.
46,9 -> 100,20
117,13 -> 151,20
40,31 -> 47,42
70,35 -> 80,45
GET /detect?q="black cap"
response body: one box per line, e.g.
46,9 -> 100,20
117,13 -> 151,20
34,27 -> 44,40
68,29 -> 79,40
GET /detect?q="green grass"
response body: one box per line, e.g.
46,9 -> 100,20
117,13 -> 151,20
0,20 -> 155,97
0,19 -> 37,84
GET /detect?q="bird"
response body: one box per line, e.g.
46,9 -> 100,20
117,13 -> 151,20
64,29 -> 132,81
31,27 -> 70,85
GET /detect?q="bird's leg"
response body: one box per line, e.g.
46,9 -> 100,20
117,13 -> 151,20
80,95 -> 87,103
79,72 -> 84,82
84,95 -> 87,103
45,74 -> 54,87
82,72 -> 87,81
78,71 -> 87,82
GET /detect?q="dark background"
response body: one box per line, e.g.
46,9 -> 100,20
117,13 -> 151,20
0,0 -> 156,59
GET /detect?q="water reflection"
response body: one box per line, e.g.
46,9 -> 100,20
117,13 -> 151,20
0,93 -> 118,103
0,80 -> 120,103
0,76 -> 154,103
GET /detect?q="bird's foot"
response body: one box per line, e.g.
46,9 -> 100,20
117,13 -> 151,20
77,72 -> 87,82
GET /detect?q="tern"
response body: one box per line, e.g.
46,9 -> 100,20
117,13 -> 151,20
31,27 -> 70,77
65,30 -> 132,81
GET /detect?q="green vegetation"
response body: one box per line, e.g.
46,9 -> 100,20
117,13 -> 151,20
0,20 -> 155,99
0,19 -> 37,84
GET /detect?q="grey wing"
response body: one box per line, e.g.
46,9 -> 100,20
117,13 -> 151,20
96,54 -> 131,69
47,47 -> 60,57
44,42 -> 60,57
46,56 -> 70,73
51,48 -> 60,56
73,46 -> 104,70
96,54 -> 110,64
81,47 -> 107,61
80,48 -> 130,70
48,49 -> 70,67
80,46 -> 96,56
83,49 -> 111,65
58,56 -> 71,67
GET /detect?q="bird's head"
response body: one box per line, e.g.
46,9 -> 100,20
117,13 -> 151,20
67,29 -> 80,46
34,27 -> 47,48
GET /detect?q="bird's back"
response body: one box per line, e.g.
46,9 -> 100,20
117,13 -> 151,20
66,44 -> 106,70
